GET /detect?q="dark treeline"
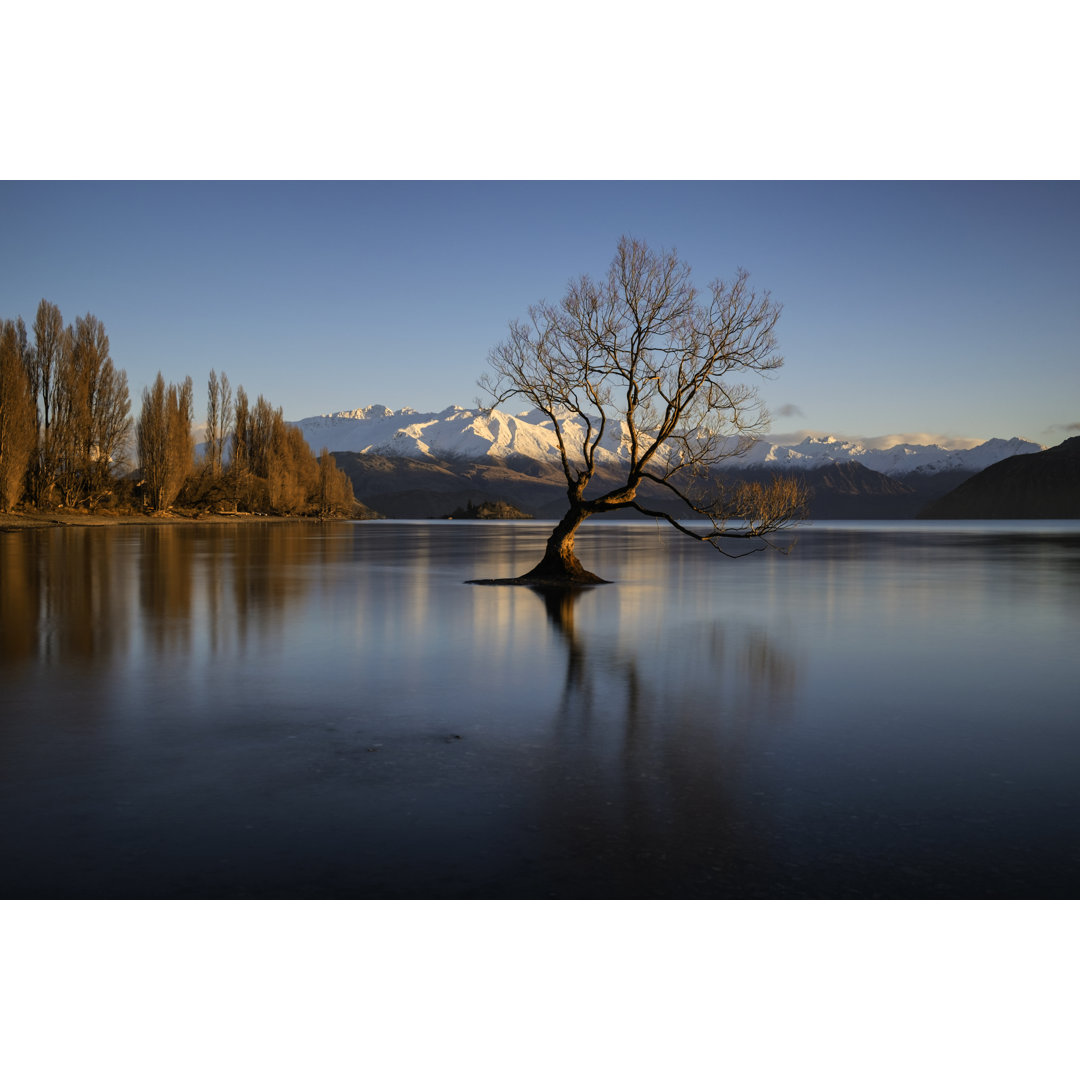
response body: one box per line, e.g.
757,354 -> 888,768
0,299 -> 355,516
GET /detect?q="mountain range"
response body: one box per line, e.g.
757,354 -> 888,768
295,405 -> 1042,476
290,405 -> 1056,520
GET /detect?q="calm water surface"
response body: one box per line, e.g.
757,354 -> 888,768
2,520 -> 1078,898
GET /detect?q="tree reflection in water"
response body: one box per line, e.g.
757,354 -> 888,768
5,522 -> 1077,897
0,528 -> 134,668
523,585 -> 799,898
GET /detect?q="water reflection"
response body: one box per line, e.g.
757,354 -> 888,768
522,585 -> 799,897
0,528 -> 133,667
139,529 -> 196,654
1,521 -> 1078,898
0,525 -> 343,669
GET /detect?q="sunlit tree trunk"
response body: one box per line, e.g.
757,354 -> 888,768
521,501 -> 605,583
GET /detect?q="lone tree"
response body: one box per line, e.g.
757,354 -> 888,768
478,237 -> 806,584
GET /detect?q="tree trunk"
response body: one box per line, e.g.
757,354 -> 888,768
521,503 -> 607,584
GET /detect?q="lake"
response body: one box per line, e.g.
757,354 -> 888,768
1,519 -> 1078,899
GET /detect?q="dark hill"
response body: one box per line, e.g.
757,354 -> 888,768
918,437 -> 1080,519
334,451 -> 950,520
331,452 -> 573,518
734,462 -> 924,519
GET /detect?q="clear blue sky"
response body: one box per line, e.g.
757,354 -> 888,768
2,180 -> 1077,446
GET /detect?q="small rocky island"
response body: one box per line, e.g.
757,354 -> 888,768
443,500 -> 531,520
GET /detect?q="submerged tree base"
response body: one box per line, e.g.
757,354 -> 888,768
468,527 -> 610,586
466,571 -> 610,587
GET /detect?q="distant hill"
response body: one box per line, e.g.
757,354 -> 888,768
918,437 -> 1080,519
331,452 -> 575,519
741,462 -> 927,519
332,451 -> 979,521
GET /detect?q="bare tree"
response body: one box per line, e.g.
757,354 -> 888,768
167,375 -> 194,501
206,369 -> 220,475
266,421 -> 314,514
249,394 -> 278,479
51,324 -> 82,507
52,313 -> 131,507
31,301 -> 64,433
27,300 -> 65,505
137,374 -> 169,511
92,359 -> 132,505
317,448 -> 355,516
136,373 -> 193,511
205,368 -> 232,476
231,385 -> 252,508
479,237 -> 806,583
0,320 -> 36,510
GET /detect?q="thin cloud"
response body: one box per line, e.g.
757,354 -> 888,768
773,403 -> 804,419
859,433 -> 983,451
766,428 -> 831,444
763,430 -> 989,450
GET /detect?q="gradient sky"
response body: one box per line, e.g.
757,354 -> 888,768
2,180 -> 1077,447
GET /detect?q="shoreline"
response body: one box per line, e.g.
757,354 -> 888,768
0,510 -> 354,531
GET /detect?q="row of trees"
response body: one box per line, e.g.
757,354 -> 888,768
0,299 -> 355,517
1,304 -> 131,511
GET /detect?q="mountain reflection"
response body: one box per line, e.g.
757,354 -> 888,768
524,584 -> 799,897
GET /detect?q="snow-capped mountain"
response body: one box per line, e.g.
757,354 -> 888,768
292,405 -> 1043,477
733,433 -> 1045,475
295,404 -> 630,468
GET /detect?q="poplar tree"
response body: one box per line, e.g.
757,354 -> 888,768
318,448 -> 355,516
232,386 -> 251,507
206,369 -> 232,476
28,299 -> 65,506
52,313 -> 130,507
0,320 -> 36,510
136,373 -> 193,511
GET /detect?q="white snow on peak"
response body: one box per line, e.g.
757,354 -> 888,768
291,405 -> 1044,476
